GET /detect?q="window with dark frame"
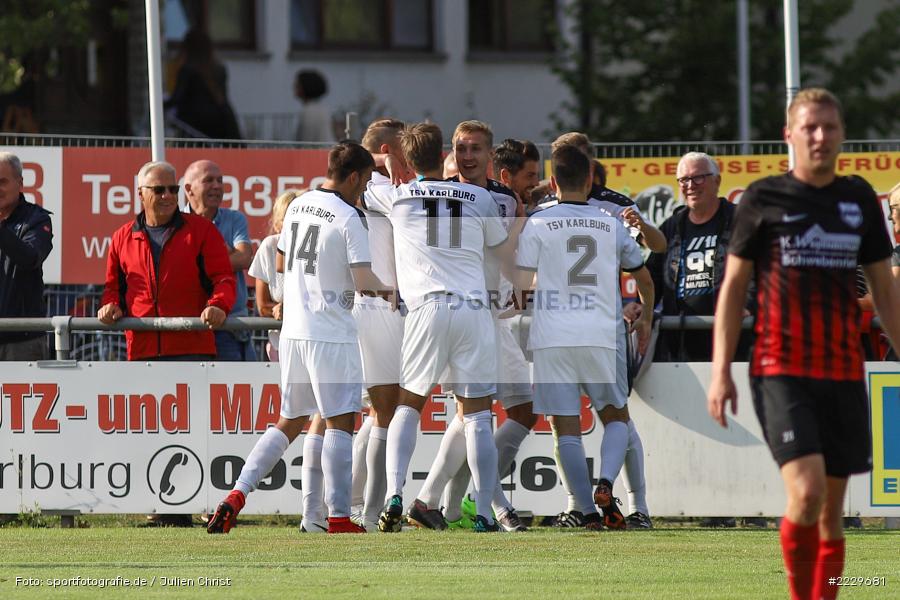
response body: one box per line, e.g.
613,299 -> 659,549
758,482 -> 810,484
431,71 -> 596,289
468,0 -> 555,52
290,0 -> 434,51
164,0 -> 257,51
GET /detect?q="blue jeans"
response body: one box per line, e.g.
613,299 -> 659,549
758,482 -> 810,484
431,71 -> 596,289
214,330 -> 257,361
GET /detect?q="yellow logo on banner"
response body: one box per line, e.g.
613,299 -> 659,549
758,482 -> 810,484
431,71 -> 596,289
868,373 -> 900,507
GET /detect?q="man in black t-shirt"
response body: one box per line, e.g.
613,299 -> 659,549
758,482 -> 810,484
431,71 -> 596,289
709,88 -> 900,600
647,152 -> 746,362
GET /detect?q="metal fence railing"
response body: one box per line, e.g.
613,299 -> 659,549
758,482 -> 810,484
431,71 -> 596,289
0,313 -> 769,363
0,132 -> 334,150
4,132 -> 898,157
40,285 -> 271,362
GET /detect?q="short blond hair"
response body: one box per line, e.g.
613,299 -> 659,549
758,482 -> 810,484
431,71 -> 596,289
551,132 -> 593,158
787,88 -> 844,126
452,120 -> 493,146
271,188 -> 306,234
361,118 -> 405,153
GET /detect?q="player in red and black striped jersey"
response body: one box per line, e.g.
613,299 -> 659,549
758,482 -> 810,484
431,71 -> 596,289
709,88 -> 900,600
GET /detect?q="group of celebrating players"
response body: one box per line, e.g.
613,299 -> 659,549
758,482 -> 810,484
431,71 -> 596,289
205,117 -> 660,535
204,86 -> 899,600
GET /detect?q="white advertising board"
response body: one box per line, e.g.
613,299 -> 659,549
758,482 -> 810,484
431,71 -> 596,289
1,361 -> 897,517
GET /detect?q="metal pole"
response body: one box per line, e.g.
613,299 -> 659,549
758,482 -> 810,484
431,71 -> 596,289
783,0 -> 801,169
344,112 -> 359,140
51,316 -> 72,360
737,0 -> 751,154
145,0 -> 166,161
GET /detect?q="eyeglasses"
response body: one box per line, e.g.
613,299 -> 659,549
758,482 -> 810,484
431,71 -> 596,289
676,173 -> 714,186
140,185 -> 180,195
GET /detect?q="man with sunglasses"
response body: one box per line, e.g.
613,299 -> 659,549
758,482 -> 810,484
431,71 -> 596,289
98,161 -> 236,361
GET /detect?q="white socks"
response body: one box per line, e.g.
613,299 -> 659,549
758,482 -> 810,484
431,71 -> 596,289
418,416 -> 467,509
301,433 -> 325,523
495,419 -> 530,478
363,426 -> 388,526
235,426 -> 290,496
599,420 -> 629,484
351,416 -> 372,510
384,405 -> 420,500
463,410 -> 498,523
622,419 -> 649,516
491,419 -> 530,514
556,435 -> 595,515
322,429 -> 353,518
442,463 -> 470,522
553,429 -> 579,513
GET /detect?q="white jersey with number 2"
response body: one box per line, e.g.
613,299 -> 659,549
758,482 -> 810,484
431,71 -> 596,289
517,201 -> 643,351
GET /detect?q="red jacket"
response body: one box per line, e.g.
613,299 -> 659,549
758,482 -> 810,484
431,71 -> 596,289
101,211 -> 236,360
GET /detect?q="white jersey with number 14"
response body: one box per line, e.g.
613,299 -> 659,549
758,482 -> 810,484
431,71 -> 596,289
277,188 -> 371,343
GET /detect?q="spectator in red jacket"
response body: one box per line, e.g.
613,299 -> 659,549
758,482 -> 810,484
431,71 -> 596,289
97,160 -> 236,360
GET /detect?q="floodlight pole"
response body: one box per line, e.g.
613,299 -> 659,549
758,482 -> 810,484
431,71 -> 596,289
783,0 -> 800,169
737,0 -> 751,154
145,0 -> 166,161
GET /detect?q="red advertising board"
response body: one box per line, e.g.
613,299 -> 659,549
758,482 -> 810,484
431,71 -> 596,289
61,147 -> 329,284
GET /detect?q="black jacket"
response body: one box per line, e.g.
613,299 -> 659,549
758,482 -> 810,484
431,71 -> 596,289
0,194 -> 53,342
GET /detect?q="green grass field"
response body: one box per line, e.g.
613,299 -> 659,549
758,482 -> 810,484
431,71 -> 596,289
1,520 -> 897,599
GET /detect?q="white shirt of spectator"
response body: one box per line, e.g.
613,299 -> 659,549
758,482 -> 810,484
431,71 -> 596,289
517,201 -> 643,350
277,188 -> 371,343
249,234 -> 284,302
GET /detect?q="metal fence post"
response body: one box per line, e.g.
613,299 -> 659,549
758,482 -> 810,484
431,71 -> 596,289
51,315 -> 73,360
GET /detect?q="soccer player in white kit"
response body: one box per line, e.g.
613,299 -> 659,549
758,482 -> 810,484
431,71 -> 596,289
543,132 -> 662,529
349,118 -> 409,530
412,123 -> 534,532
376,122 -> 511,532
514,145 -> 654,530
207,142 -> 392,534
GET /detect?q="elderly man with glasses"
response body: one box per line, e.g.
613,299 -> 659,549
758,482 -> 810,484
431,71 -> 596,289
97,160 -> 235,361
646,151 -> 751,365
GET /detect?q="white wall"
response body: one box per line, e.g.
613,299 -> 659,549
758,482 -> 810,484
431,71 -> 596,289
222,0 -> 572,143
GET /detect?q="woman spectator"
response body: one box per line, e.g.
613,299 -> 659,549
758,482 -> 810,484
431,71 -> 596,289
249,188 -> 305,360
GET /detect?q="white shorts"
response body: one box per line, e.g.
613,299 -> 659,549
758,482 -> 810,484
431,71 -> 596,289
401,297 -> 496,398
278,337 -> 363,419
353,299 -> 404,388
532,346 -> 618,416
495,318 -> 533,409
585,331 -> 628,412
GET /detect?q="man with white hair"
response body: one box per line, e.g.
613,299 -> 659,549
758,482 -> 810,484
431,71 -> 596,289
0,151 -> 53,360
98,160 -> 235,361
646,151 -> 746,363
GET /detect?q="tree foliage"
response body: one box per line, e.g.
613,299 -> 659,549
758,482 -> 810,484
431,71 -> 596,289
0,0 -> 92,94
551,0 -> 900,141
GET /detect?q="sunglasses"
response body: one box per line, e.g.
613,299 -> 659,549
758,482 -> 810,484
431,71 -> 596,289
140,185 -> 180,195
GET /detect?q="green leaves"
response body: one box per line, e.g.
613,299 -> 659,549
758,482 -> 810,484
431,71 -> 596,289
0,0 -> 92,93
552,0 -> 899,141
